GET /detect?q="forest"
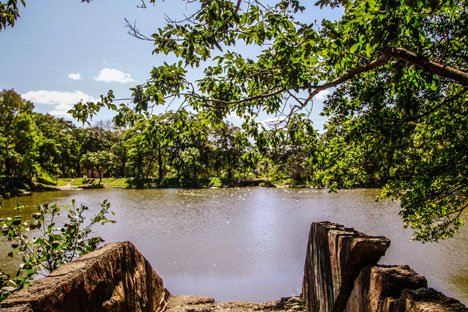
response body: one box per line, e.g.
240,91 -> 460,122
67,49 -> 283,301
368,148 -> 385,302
1,88 -> 329,190
5,82 -> 439,193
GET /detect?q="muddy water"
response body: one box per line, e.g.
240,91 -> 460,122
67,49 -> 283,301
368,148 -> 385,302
1,188 -> 467,304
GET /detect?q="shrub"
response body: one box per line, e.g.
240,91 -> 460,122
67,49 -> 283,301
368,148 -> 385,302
0,198 -> 115,300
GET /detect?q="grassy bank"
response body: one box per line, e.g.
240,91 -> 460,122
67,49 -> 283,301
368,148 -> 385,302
0,174 -> 64,198
3,177 -> 287,198
55,177 -> 278,189
55,178 -> 128,188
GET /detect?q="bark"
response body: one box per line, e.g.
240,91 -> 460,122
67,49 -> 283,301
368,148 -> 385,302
388,47 -> 468,86
157,144 -> 164,180
307,47 -> 467,103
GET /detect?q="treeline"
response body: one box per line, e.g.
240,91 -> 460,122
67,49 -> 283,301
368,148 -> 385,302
1,88 -> 405,194
0,90 -> 114,192
0,89 -> 317,191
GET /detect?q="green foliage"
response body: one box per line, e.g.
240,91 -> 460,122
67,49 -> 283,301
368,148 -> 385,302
0,90 -> 38,185
107,0 -> 464,242
99,178 -> 128,188
0,0 -> 25,30
71,178 -> 85,186
80,151 -> 117,184
321,74 -> 467,241
69,91 -> 116,125
209,177 -> 223,187
0,90 -> 89,195
0,199 -> 115,299
34,114 -> 81,178
0,0 -> 94,31
3,0 -> 468,241
0,270 -> 10,301
2,90 -> 312,194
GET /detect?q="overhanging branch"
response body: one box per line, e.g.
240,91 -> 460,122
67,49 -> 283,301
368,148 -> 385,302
303,47 -> 467,107
145,47 -> 467,110
305,53 -> 391,104
388,47 -> 468,86
187,87 -> 285,107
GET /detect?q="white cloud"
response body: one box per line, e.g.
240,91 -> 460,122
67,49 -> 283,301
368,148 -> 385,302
22,90 -> 95,117
314,89 -> 331,101
68,73 -> 82,80
95,68 -> 135,83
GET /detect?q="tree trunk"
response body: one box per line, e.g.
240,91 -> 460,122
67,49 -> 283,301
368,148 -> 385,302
97,167 -> 102,185
157,144 -> 164,180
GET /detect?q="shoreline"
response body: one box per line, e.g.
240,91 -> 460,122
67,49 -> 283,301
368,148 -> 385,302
1,177 -> 385,199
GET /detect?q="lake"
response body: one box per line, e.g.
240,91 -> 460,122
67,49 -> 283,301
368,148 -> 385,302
1,188 -> 467,304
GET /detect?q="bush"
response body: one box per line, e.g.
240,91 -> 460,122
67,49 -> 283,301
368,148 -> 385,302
0,198 -> 115,300
208,177 -> 222,187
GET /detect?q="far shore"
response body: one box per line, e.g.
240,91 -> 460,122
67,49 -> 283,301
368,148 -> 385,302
2,177 -> 340,199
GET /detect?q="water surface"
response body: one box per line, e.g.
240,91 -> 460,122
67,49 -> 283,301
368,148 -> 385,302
1,188 -> 467,304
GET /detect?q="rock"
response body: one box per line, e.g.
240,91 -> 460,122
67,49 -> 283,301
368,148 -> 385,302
166,295 -> 216,311
165,295 -> 304,312
400,288 -> 468,312
1,223 -> 466,312
0,241 -> 169,312
345,265 -> 427,312
0,305 -> 33,312
302,222 -> 391,312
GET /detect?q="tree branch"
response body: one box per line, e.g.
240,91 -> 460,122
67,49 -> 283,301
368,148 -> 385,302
235,0 -> 242,13
125,18 -> 153,41
189,87 -> 286,106
304,53 -> 391,104
388,47 -> 468,86
303,47 -> 467,107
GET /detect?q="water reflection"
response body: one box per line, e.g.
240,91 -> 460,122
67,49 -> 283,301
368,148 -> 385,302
1,188 -> 466,304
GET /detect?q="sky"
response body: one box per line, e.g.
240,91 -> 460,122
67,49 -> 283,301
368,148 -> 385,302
0,0 -> 342,129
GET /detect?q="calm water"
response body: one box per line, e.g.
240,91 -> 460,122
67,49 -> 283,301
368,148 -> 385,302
1,188 -> 467,304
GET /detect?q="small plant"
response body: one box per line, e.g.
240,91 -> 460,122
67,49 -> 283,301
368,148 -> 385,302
209,177 -> 222,188
0,270 -> 10,301
0,199 -> 115,300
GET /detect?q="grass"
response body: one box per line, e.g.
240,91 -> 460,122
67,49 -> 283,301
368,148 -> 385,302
100,178 -> 128,188
55,179 -> 69,187
71,178 -> 85,186
55,178 -> 85,186
54,176 -> 280,189
56,177 -> 128,188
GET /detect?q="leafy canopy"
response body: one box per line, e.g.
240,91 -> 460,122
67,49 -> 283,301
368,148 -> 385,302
110,0 -> 466,242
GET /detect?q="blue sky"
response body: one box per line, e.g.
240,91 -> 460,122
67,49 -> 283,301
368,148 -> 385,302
0,0 -> 342,128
